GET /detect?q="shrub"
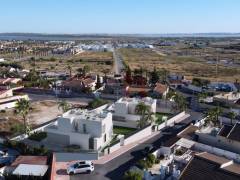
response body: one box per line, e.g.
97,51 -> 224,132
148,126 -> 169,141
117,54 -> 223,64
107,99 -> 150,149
175,149 -> 184,156
3,140 -> 49,156
28,131 -> 47,142
0,110 -> 6,113
136,159 -> 148,170
88,98 -> 108,109
147,154 -> 156,165
123,170 -> 143,180
10,124 -> 25,134
155,158 -> 160,164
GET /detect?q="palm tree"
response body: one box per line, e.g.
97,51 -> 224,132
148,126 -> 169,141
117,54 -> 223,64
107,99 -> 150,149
15,99 -> 30,134
204,107 -> 222,127
102,69 -> 110,83
135,102 -> 151,128
58,100 -> 70,113
172,93 -> 187,112
228,111 -> 237,125
67,65 -> 72,78
83,65 -> 90,76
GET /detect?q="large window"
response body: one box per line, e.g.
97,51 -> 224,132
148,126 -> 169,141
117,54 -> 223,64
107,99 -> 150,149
83,124 -> 87,133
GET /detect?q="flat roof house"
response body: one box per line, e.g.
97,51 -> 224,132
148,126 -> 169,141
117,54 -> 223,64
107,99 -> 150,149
109,97 -> 156,128
45,108 -> 113,151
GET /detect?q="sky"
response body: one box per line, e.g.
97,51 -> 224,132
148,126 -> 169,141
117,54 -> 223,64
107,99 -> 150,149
0,0 -> 240,34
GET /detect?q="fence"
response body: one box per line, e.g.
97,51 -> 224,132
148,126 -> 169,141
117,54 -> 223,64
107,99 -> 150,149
108,111 -> 188,154
10,118 -> 58,141
194,140 -> 240,163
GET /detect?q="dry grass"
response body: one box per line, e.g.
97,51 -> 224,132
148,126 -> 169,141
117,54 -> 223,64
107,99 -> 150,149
20,51 -> 114,75
119,48 -> 240,82
0,100 -> 61,136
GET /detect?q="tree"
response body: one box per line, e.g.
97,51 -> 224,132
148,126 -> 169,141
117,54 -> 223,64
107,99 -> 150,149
15,99 -> 31,134
83,65 -> 90,76
67,65 -> 72,77
159,68 -> 169,84
172,93 -> 187,112
228,111 -> 237,125
102,69 -> 110,83
135,102 -> 152,128
123,170 -> 143,180
125,66 -> 132,84
205,107 -> 222,127
149,67 -> 159,85
96,74 -> 102,89
58,100 -> 70,113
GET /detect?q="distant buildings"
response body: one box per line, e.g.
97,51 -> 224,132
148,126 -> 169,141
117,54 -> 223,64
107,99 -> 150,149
44,108 -> 113,151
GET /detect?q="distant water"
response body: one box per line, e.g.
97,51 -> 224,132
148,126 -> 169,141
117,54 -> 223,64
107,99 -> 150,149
0,33 -> 240,41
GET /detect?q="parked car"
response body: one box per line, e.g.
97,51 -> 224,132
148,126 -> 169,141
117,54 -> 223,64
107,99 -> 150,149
141,145 -> 155,156
67,161 -> 94,175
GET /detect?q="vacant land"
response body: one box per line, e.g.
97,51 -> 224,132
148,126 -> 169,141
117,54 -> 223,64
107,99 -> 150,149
19,51 -> 114,75
119,48 -> 240,82
0,100 -> 61,137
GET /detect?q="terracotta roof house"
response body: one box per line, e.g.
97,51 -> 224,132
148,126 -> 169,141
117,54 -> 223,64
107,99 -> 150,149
62,77 -> 96,93
152,83 -> 169,98
180,152 -> 240,180
126,86 -> 151,97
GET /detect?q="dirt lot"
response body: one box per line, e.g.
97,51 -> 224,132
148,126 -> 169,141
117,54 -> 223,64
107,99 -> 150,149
119,48 -> 240,82
19,51 -> 114,75
0,100 -> 61,136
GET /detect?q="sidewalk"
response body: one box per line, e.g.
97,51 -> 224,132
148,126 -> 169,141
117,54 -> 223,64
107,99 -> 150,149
94,131 -> 161,164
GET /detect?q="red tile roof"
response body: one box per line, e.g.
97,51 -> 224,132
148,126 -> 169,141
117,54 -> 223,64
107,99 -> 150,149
154,83 -> 168,94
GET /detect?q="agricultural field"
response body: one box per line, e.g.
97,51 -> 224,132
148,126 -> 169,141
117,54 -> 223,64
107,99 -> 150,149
119,48 -> 240,82
18,51 -> 114,75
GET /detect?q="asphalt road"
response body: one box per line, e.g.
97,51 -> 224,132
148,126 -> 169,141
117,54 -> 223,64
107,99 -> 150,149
70,124 -> 189,180
113,49 -> 124,75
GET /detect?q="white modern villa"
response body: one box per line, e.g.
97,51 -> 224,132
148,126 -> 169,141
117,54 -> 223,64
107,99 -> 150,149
109,97 -> 157,128
44,108 -> 113,151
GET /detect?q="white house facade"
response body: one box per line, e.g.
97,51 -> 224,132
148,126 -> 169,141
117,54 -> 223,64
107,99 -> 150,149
44,108 -> 113,151
109,97 -> 157,128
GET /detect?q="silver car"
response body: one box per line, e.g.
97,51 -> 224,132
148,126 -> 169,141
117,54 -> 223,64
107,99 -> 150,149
67,161 -> 94,175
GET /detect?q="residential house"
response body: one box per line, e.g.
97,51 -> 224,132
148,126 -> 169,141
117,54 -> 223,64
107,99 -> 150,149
152,83 -> 169,99
3,156 -> 49,179
126,86 -> 151,97
0,89 -> 28,110
62,76 -> 96,93
109,97 -> 156,128
213,92 -> 240,105
180,152 -> 240,180
45,108 -> 113,151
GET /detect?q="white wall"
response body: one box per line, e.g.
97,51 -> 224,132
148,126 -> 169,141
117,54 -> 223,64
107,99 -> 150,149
193,140 -> 240,163
124,125 -> 152,145
196,132 -> 240,154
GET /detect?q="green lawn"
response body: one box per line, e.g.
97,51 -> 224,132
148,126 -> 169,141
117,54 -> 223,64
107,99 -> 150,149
113,126 -> 136,136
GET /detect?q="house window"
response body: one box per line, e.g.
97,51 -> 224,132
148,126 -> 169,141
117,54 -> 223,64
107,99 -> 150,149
83,124 -> 87,133
104,134 -> 107,142
102,124 -> 106,134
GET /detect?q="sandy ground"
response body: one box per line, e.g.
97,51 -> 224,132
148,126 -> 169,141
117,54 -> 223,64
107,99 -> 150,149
28,100 -> 62,125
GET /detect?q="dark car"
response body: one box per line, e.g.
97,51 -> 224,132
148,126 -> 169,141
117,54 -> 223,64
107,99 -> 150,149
141,145 -> 155,156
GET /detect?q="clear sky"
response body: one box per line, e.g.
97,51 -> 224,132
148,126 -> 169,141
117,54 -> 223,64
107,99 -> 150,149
0,0 -> 240,34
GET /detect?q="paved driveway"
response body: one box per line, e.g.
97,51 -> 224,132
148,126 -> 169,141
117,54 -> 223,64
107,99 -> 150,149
70,123 -> 189,180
